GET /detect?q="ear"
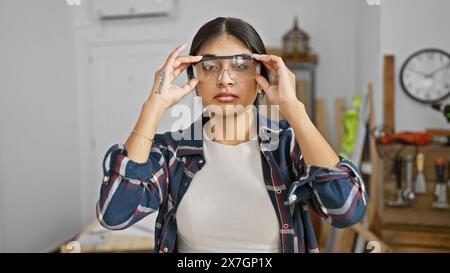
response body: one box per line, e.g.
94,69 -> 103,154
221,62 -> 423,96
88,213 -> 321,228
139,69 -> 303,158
256,79 -> 264,94
255,79 -> 262,94
256,83 -> 260,93
256,62 -> 261,75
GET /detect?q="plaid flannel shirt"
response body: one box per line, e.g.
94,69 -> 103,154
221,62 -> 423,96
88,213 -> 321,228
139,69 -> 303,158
97,110 -> 368,253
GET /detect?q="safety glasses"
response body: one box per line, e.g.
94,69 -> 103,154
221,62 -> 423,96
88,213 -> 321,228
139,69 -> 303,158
192,54 -> 261,84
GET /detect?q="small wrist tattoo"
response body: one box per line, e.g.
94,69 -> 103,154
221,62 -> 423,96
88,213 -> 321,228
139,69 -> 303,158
155,72 -> 166,94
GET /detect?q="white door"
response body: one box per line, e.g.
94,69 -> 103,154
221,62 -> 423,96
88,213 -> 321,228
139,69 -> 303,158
87,39 -> 191,233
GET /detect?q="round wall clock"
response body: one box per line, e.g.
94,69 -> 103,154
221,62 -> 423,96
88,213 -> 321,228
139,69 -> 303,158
400,48 -> 450,103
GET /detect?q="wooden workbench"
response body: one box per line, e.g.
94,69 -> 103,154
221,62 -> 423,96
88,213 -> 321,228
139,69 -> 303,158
60,219 -> 154,253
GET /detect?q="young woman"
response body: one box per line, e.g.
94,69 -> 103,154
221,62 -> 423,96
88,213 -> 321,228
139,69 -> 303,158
97,17 -> 367,253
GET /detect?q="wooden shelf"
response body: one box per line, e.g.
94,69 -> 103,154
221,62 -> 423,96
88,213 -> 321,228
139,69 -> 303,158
266,47 -> 318,64
378,143 -> 450,252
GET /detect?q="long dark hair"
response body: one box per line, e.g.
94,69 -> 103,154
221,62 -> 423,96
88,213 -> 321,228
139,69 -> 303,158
187,17 -> 270,107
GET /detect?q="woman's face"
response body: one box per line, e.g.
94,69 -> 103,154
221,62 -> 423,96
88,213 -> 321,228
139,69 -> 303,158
195,34 -> 260,117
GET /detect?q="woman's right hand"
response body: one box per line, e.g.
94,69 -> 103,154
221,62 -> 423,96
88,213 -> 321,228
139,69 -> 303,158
147,43 -> 202,109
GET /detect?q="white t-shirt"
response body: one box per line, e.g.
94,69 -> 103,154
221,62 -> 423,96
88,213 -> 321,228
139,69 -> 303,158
176,120 -> 281,253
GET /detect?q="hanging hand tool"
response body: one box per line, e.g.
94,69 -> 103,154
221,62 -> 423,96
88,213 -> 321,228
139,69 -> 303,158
403,155 -> 415,202
387,155 -> 411,207
447,160 -> 450,190
432,157 -> 449,209
414,153 -> 427,194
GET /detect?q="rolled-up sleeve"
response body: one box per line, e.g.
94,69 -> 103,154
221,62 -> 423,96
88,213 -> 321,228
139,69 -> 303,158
96,140 -> 170,230
286,155 -> 368,229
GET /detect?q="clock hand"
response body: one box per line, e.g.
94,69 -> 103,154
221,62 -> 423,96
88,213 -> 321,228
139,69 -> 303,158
428,62 -> 450,77
407,67 -> 428,77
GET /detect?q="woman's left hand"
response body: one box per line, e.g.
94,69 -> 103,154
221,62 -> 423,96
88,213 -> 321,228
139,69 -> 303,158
252,54 -> 301,114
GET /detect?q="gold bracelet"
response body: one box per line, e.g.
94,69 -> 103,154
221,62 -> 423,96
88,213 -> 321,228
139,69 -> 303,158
131,130 -> 153,142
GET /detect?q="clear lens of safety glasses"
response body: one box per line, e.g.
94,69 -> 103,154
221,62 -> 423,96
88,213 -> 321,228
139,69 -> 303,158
192,54 -> 260,84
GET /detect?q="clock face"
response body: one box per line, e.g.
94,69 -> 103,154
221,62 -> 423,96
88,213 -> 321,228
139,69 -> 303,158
400,48 -> 450,103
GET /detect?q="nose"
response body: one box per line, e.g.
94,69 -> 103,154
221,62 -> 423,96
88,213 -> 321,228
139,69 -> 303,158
217,69 -> 234,87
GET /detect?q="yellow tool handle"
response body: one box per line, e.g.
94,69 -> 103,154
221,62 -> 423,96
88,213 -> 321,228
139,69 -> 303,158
416,153 -> 425,172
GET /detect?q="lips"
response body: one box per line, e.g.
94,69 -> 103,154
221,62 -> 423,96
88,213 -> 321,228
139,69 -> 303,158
214,92 -> 238,102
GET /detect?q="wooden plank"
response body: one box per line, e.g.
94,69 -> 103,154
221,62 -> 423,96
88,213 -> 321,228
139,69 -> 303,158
266,47 -> 283,57
382,229 -> 450,249
426,128 -> 450,137
319,219 -> 331,250
391,245 -> 450,253
297,80 -> 308,114
367,83 -> 380,227
335,228 -> 356,253
80,235 -> 153,253
382,203 -> 450,228
266,48 -> 319,64
308,208 -> 322,246
383,55 -> 395,134
334,98 -> 346,153
315,99 -> 329,141
351,223 -> 392,253
61,219 -> 154,253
